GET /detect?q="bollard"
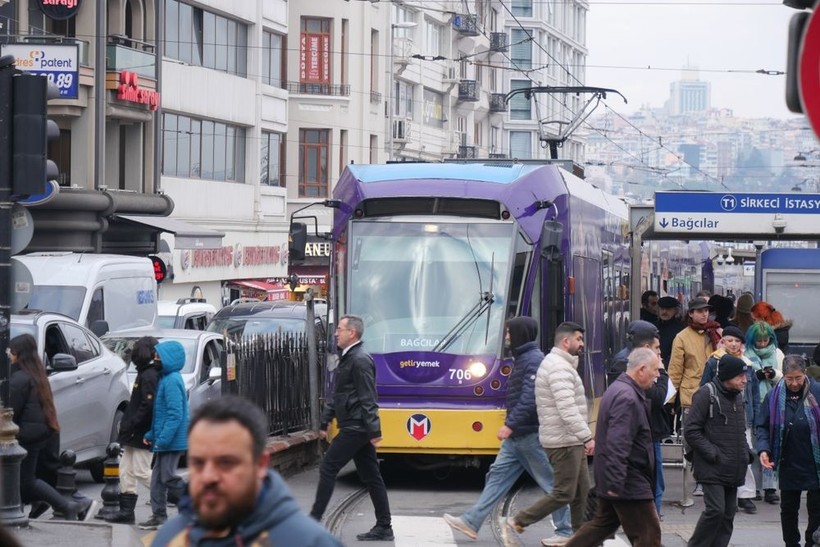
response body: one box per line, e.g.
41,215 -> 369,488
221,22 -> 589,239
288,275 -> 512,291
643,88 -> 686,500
51,450 -> 77,519
94,442 -> 121,520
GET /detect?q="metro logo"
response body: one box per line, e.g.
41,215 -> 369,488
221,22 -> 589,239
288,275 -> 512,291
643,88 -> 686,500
406,414 -> 431,441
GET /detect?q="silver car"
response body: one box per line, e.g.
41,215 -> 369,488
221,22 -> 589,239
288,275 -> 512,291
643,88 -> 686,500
102,328 -> 224,413
10,310 -> 131,482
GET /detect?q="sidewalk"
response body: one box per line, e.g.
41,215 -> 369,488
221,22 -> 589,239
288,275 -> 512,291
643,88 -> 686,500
10,519 -> 142,547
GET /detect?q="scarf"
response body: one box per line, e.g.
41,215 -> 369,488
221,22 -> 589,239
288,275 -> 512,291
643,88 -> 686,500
768,379 -> 820,485
687,319 -> 722,350
746,344 -> 779,399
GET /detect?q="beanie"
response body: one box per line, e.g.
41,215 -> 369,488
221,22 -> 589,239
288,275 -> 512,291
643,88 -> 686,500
717,354 -> 747,382
736,293 -> 754,315
721,325 -> 744,341
507,316 -> 538,350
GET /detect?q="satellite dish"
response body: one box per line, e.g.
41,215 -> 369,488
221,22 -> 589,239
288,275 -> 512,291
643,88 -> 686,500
11,203 -> 34,255
10,258 -> 33,313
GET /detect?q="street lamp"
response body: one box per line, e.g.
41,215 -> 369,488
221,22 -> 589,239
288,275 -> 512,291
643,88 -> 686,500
388,21 -> 416,162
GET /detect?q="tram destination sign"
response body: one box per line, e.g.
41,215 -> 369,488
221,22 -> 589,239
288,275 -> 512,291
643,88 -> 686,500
654,192 -> 820,235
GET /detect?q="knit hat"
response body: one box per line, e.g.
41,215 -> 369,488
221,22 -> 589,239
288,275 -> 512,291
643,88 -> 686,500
708,295 -> 734,319
736,293 -> 754,315
154,340 -> 186,372
507,316 -> 538,350
717,354 -> 747,381
721,325 -> 744,341
658,296 -> 680,309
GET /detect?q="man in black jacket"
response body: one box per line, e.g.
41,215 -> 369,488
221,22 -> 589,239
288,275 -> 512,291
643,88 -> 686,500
564,347 -> 662,547
310,315 -> 393,541
684,354 -> 755,547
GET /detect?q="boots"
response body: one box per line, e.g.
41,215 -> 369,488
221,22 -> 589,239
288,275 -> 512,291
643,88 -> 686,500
104,493 -> 138,524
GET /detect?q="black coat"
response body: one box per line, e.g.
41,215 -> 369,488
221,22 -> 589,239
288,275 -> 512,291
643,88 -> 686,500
118,361 -> 161,449
504,340 -> 543,437
594,374 -> 655,501
9,366 -> 54,449
647,367 -> 673,440
658,318 -> 685,368
684,380 -> 754,486
320,342 -> 381,438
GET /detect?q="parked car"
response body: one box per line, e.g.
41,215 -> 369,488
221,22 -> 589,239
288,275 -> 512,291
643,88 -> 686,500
102,328 -> 224,412
206,300 -> 327,344
10,310 -> 131,482
156,298 -> 217,330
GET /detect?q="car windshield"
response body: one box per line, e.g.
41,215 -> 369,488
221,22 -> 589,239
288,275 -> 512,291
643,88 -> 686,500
345,219 -> 514,354
103,336 -> 197,374
207,317 -> 306,338
156,316 -> 176,329
26,285 -> 86,321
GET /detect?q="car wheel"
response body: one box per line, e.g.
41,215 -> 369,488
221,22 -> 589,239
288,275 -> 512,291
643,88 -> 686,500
89,408 -> 125,483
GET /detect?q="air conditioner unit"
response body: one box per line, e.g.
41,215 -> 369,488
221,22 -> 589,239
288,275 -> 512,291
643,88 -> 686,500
393,119 -> 410,142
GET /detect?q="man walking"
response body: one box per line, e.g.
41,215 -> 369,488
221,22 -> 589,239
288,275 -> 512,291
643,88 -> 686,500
563,347 -> 663,547
640,290 -> 660,324
685,354 -> 755,547
310,315 -> 393,541
443,317 -> 571,544
499,322 -> 594,547
657,296 -> 684,368
151,396 -> 341,546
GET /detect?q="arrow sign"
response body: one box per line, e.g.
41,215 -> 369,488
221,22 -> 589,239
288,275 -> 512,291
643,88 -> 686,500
659,218 -> 668,228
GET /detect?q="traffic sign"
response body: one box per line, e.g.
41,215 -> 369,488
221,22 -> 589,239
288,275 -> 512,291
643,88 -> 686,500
654,192 -> 820,235
800,8 -> 820,138
10,203 -> 33,254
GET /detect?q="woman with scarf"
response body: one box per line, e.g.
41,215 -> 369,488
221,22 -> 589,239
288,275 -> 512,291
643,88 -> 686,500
756,355 -> 820,547
745,321 -> 784,504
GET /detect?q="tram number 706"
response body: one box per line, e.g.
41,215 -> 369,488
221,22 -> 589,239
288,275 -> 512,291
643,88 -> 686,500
449,368 -> 472,382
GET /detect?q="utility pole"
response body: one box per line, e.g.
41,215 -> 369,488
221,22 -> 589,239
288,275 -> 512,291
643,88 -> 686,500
0,54 -> 28,526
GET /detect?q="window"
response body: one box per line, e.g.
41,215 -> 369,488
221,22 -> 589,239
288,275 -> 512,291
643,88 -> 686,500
370,134 -> 378,164
510,132 -> 532,159
299,129 -> 330,197
425,19 -> 441,56
511,29 -> 533,70
395,80 -> 414,118
165,0 -> 247,77
510,80 -> 532,120
263,31 -> 286,88
511,0 -> 532,17
260,131 -> 283,186
162,113 -> 246,182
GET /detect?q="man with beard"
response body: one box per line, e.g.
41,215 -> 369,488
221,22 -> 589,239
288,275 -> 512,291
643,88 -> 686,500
151,396 -> 340,547
657,297 -> 684,368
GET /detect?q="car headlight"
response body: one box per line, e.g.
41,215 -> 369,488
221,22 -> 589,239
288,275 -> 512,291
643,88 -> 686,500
468,361 -> 487,378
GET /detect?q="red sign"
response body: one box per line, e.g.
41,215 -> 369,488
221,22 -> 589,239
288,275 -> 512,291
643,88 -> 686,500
148,255 -> 167,283
38,0 -> 81,21
299,32 -> 330,83
800,9 -> 820,138
117,71 -> 161,111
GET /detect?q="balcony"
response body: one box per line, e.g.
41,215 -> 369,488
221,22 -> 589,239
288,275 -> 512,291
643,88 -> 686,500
489,93 -> 507,113
107,35 -> 156,78
490,32 -> 508,53
458,145 -> 478,159
452,14 -> 479,37
286,81 -> 351,97
458,80 -> 480,102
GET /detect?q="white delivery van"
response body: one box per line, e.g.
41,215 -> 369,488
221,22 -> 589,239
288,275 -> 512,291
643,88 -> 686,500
15,252 -> 158,336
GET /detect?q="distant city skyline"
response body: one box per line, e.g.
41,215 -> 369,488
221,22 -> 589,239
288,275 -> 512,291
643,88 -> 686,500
586,0 -> 804,120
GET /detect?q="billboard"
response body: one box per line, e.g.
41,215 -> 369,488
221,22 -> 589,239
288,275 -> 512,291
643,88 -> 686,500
1,43 -> 79,99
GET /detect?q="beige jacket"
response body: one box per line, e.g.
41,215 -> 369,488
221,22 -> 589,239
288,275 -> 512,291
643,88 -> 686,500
535,347 -> 592,449
668,326 -> 714,407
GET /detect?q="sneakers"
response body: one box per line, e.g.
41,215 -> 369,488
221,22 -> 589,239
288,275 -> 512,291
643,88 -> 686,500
356,525 -> 394,541
443,513 -> 478,540
542,535 -> 571,546
737,498 -> 758,514
138,515 -> 167,530
692,484 -> 704,496
499,516 -> 522,547
679,497 -> 694,508
764,489 -> 780,504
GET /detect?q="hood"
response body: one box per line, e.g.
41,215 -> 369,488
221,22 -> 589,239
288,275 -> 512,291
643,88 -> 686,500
155,340 -> 186,374
507,316 -> 538,351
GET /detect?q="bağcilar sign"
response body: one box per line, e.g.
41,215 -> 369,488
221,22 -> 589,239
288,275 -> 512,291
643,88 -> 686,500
653,192 -> 820,236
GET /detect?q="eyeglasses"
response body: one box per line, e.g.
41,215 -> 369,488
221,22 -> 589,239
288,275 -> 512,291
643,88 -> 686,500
784,375 -> 805,385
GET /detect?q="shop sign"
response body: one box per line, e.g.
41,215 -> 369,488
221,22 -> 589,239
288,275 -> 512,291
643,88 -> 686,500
1,43 -> 79,98
37,0 -> 81,21
117,70 -> 160,111
180,244 -> 286,271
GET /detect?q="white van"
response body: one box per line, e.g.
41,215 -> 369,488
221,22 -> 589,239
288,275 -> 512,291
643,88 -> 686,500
15,252 -> 158,336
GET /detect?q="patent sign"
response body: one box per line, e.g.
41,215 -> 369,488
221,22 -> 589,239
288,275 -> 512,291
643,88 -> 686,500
1,43 -> 79,98
654,192 -> 820,236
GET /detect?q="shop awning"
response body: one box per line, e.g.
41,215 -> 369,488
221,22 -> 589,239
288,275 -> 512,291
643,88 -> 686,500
230,280 -> 292,301
114,214 -> 225,249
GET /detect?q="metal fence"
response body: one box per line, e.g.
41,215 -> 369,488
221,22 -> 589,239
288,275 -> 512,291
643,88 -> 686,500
232,332 -> 325,436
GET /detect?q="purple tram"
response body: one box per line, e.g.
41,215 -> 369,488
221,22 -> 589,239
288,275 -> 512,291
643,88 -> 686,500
319,161 -> 630,470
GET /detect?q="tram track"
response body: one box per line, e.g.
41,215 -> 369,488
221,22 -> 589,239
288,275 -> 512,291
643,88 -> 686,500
323,487 -> 369,536
491,482 -> 524,545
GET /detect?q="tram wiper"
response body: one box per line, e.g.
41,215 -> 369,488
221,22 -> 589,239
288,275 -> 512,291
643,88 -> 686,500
432,291 -> 495,354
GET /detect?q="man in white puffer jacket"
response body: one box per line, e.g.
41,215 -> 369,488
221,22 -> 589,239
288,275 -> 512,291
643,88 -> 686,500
500,321 -> 595,547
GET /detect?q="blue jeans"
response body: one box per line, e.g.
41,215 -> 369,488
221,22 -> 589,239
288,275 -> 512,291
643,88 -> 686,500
461,433 -> 572,537
654,442 -> 665,515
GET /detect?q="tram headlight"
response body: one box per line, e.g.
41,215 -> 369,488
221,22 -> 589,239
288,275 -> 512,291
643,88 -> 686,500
468,361 -> 487,378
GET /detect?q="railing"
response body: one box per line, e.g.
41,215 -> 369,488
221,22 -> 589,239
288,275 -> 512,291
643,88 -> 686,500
458,145 -> 478,159
490,32 -> 509,52
370,90 -> 382,104
458,80 -> 480,102
106,35 -> 157,78
233,332 -> 326,436
286,81 -> 351,97
490,93 -> 507,113
489,153 -> 508,159
453,14 -> 479,36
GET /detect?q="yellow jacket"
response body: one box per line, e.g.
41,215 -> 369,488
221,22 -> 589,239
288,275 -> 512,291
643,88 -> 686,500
668,326 -> 714,408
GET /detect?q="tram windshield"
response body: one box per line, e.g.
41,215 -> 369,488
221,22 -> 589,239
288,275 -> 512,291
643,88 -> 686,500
347,219 -> 515,355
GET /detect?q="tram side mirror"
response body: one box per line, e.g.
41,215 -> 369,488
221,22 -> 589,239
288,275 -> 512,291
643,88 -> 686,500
540,220 -> 563,259
289,222 -> 308,260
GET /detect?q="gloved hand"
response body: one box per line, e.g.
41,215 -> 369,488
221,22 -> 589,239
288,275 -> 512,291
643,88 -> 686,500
756,369 -> 767,381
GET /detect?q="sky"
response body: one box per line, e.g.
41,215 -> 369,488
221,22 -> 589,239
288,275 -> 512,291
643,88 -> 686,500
586,0 -> 803,120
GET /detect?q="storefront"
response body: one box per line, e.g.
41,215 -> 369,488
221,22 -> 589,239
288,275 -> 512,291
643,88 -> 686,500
288,235 -> 331,299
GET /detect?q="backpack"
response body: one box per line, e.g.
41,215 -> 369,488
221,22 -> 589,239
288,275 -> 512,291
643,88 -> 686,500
683,383 -> 721,462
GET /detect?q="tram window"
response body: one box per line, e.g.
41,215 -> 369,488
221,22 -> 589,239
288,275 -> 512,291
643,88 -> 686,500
507,251 -> 528,318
